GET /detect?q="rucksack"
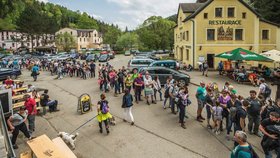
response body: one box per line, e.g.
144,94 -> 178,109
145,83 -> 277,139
164,86 -> 175,98
235,145 -> 259,158
264,84 -> 272,97
229,106 -> 237,122
101,101 -> 109,114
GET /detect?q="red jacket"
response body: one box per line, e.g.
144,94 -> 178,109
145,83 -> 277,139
24,98 -> 37,115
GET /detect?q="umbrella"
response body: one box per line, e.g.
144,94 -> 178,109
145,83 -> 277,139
260,49 -> 280,63
215,48 -> 273,61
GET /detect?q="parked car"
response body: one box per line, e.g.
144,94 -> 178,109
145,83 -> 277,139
0,68 -> 21,80
149,60 -> 177,70
139,67 -> 190,87
124,51 -> 131,56
99,54 -> 110,62
108,51 -> 115,59
86,54 -> 97,62
127,58 -> 154,71
57,54 -> 71,61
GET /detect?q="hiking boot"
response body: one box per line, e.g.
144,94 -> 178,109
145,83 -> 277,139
136,101 -> 139,104
181,124 -> 186,129
13,144 -> 18,149
207,125 -> 212,129
152,101 -> 156,104
99,129 -> 103,133
147,101 -> 150,105
200,116 -> 206,120
226,134 -> 230,141
196,118 -> 203,122
131,122 -> 134,126
106,128 -> 110,134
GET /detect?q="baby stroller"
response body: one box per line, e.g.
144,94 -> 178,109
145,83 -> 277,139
77,93 -> 93,114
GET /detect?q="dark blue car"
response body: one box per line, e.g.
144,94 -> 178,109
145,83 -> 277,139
0,68 -> 21,80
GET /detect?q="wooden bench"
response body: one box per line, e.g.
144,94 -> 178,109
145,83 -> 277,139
13,87 -> 27,94
52,137 -> 77,158
13,98 -> 40,110
27,134 -> 65,158
12,93 -> 32,102
20,151 -> 32,158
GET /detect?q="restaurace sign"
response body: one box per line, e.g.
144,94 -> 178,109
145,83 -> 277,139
209,20 -> 241,25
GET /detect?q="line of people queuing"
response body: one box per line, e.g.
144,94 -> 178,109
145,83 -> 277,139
194,79 -> 280,158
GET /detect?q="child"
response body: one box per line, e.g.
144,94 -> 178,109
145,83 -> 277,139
211,101 -> 223,135
97,94 -> 112,134
122,89 -> 134,125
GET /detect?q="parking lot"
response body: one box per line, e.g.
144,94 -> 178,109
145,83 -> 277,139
11,54 -> 268,158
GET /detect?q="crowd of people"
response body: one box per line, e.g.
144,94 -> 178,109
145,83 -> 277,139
4,56 -> 280,157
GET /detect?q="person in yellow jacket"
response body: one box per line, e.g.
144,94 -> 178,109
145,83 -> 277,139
97,93 -> 112,134
125,74 -> 133,92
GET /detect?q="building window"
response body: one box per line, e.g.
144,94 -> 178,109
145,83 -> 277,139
204,13 -> 208,19
215,8 -> 223,17
186,49 -> 189,60
94,34 -> 96,37
95,40 -> 97,43
227,7 -> 235,17
242,12 -> 246,19
27,43 -> 30,46
186,31 -> 189,41
84,38 -> 85,42
207,29 -> 215,40
80,45 -> 82,49
12,43 -> 15,47
262,30 -> 269,40
2,43 -> 5,47
182,32 -> 185,40
235,29 -> 243,40
70,31 -> 72,35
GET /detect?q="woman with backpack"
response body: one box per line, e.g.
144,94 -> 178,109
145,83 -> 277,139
163,79 -> 171,109
122,89 -> 134,125
177,86 -> 190,129
153,75 -> 162,102
218,90 -> 231,131
97,93 -> 112,134
226,94 -> 242,140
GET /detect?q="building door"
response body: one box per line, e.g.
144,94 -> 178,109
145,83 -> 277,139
207,54 -> 215,68
180,47 -> 183,61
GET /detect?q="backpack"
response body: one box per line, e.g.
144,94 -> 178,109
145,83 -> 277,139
164,86 -> 175,98
264,84 -> 271,97
230,106 -> 237,122
101,101 -> 109,114
235,145 -> 259,158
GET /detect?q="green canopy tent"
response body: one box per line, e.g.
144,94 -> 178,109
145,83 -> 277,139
215,48 -> 273,61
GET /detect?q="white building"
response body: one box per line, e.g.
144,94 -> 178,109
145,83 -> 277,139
0,30 -> 55,52
56,28 -> 103,51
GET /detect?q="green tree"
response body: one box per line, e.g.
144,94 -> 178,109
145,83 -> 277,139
55,32 -> 76,52
116,32 -> 140,50
250,0 -> 280,24
77,13 -> 98,29
136,16 -> 176,51
103,27 -> 121,50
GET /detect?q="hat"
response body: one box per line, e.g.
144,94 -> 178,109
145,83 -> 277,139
200,81 -> 205,85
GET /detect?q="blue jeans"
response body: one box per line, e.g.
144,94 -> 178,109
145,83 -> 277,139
115,82 -> 120,94
170,97 -> 176,113
179,105 -> 186,123
27,115 -> 35,133
46,100 -> 58,112
163,97 -> 169,108
154,89 -> 162,101
227,119 -> 234,135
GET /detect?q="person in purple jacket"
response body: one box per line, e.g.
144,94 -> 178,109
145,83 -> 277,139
218,90 -> 231,131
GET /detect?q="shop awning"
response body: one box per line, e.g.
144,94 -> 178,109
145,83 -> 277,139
215,48 -> 273,61
260,49 -> 280,63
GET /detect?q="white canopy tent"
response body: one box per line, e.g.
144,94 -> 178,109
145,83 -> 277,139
260,49 -> 280,68
260,49 -> 280,62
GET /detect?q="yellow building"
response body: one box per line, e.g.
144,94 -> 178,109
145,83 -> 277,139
174,0 -> 280,69
56,28 -> 103,51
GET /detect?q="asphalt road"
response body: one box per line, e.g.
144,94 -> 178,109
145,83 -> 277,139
14,55 -> 266,158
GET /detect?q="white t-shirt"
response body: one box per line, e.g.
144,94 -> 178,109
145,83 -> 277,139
259,83 -> 266,93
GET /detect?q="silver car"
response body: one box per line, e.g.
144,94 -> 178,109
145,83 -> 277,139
127,58 -> 154,71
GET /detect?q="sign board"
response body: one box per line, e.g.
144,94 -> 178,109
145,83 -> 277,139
209,20 -> 241,25
217,26 -> 233,40
199,56 -> 205,62
0,89 -> 13,114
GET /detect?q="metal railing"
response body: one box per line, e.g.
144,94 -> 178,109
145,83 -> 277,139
0,103 -> 16,158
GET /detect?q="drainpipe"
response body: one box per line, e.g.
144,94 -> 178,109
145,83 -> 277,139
190,19 -> 195,68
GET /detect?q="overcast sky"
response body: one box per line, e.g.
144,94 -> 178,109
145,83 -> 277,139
38,0 -> 195,30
